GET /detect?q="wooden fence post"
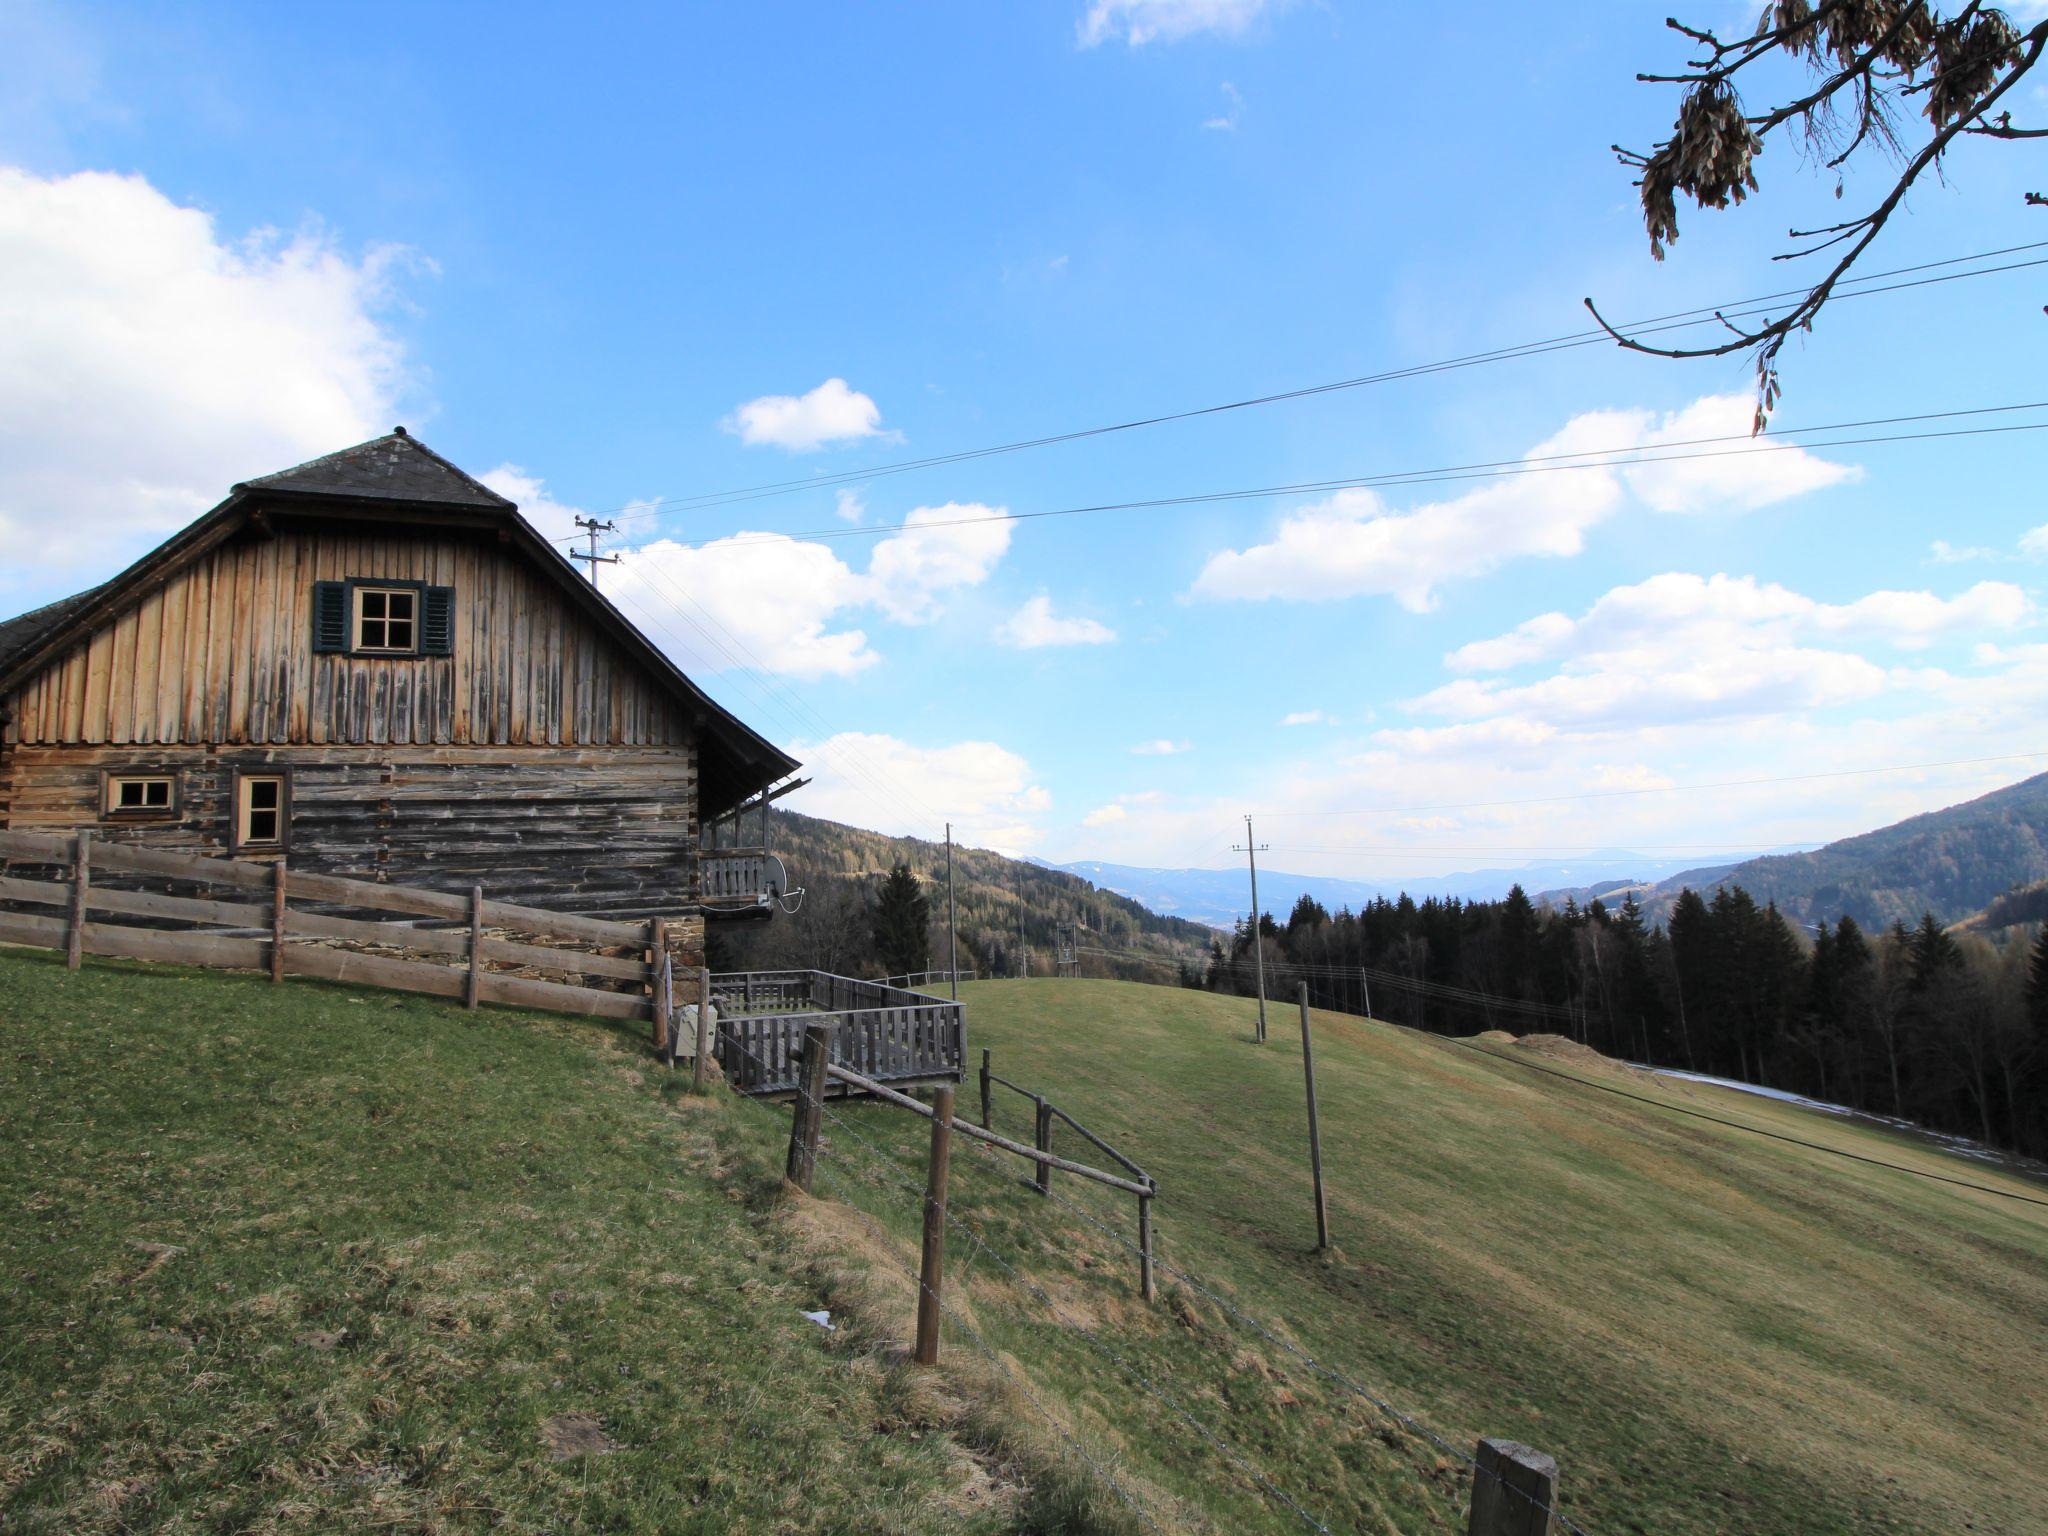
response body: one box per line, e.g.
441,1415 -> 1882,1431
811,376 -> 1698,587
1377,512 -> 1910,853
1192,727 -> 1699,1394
66,830 -> 90,970
1138,1182 -> 1157,1301
915,1083 -> 956,1366
979,1048 -> 992,1130
270,862 -> 288,985
785,1021 -> 832,1191
1033,1096 -> 1052,1197
693,966 -> 712,1092
649,918 -> 669,1056
656,956 -> 676,1067
465,885 -> 484,1010
1298,984 -> 1329,1252
1466,1439 -> 1557,1536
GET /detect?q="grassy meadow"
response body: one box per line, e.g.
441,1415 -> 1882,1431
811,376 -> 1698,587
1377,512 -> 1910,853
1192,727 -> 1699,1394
3,951 -> 2044,1534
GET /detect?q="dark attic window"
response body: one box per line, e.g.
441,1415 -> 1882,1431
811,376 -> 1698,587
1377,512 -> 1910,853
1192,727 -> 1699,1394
312,580 -> 455,658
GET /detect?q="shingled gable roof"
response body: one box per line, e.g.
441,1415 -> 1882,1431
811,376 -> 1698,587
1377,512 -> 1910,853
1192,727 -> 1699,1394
0,431 -> 798,816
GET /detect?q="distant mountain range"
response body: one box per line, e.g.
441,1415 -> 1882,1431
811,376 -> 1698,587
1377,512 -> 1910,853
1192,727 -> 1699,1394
1038,851 -> 1772,930
1538,771 -> 2048,932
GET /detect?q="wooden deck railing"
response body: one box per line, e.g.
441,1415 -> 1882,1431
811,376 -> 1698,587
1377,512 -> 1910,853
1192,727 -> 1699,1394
0,828 -> 662,1021
708,968 -> 965,1096
700,851 -> 787,904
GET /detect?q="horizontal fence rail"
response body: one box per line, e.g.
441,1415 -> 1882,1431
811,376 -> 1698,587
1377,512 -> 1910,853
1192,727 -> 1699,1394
0,828 -> 663,1022
708,969 -> 965,1097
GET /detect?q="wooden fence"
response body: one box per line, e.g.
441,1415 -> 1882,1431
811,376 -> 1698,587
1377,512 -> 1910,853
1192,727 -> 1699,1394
0,828 -> 663,1021
709,968 -> 965,1096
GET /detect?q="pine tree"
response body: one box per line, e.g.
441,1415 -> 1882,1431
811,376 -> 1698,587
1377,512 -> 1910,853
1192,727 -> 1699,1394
871,863 -> 930,978
2029,926 -> 2048,1039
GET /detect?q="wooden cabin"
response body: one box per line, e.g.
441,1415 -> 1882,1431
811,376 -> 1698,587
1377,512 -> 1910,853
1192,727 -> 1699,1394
0,430 -> 801,969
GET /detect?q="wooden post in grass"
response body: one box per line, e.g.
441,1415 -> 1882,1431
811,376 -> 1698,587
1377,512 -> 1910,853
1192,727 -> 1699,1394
270,862 -> 288,984
1298,984 -> 1329,1251
979,1048 -> 992,1130
693,967 -> 713,1092
1033,1095 -> 1053,1196
1138,1182 -> 1157,1301
915,1083 -> 956,1365
1466,1439 -> 1557,1536
66,830 -> 90,970
649,918 -> 669,1056
465,885 -> 484,1010
786,1021 -> 832,1192
656,955 -> 675,1067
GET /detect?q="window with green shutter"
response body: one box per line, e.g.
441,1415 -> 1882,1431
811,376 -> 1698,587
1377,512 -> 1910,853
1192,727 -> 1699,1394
312,580 -> 454,658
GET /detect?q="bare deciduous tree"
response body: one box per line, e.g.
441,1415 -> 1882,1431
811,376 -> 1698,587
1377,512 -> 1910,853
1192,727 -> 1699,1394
1595,2 -> 2045,425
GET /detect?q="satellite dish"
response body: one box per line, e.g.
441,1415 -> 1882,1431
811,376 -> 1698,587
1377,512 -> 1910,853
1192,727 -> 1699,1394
760,853 -> 789,905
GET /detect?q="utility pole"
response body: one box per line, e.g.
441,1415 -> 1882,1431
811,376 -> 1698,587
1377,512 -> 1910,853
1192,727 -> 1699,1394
946,823 -> 959,1002
1233,815 -> 1269,1043
1297,985 -> 1329,1251
570,515 -> 620,587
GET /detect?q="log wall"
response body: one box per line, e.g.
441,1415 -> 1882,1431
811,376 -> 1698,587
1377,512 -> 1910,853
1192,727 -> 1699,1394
1,526 -> 693,748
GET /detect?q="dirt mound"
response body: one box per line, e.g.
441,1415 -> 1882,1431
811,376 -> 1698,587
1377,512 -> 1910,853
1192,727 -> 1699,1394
1472,1029 -> 1517,1044
1505,1032 -> 1657,1080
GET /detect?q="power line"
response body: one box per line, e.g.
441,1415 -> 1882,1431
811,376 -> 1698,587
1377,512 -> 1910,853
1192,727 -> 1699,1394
554,241 -> 2048,530
559,400 -> 2048,551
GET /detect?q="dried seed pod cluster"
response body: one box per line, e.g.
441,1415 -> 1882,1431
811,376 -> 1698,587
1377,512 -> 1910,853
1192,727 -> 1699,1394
1927,10 -> 2024,124
1639,80 -> 1761,258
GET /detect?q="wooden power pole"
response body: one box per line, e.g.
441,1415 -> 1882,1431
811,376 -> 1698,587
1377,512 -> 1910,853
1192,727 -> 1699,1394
1298,984 -> 1329,1251
915,1084 -> 957,1365
1233,816 -> 1269,1042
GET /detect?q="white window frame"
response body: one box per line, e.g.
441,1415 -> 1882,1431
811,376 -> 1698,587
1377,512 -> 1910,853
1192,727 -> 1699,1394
102,773 -> 178,819
351,584 -> 420,656
235,773 -> 289,850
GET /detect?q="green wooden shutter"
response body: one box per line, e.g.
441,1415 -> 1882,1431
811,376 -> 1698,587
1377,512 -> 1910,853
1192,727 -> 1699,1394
422,585 -> 456,656
311,581 -> 350,653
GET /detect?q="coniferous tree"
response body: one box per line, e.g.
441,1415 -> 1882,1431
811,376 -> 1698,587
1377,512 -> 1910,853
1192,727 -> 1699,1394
871,863 -> 931,978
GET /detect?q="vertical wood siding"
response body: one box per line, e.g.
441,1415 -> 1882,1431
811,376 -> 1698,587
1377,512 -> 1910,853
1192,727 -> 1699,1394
3,528 -> 692,749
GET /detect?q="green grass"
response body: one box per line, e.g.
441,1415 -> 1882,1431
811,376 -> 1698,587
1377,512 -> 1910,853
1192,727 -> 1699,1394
805,980 -> 2048,1536
0,948 -> 1061,1535
7,955 -> 2046,1534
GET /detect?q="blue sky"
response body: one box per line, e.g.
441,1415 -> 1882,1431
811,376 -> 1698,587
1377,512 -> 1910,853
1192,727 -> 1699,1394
3,0 -> 2045,879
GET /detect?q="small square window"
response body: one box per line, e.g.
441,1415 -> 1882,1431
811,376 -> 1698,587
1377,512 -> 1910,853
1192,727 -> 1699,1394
103,774 -> 177,818
237,774 -> 288,849
352,586 -> 418,654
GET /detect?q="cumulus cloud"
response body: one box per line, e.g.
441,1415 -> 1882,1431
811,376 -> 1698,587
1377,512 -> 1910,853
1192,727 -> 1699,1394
490,473 -> 1011,679
994,594 -> 1117,649
1188,395 -> 1855,611
723,378 -> 893,452
1078,0 -> 1287,46
1082,803 -> 1128,827
866,503 -> 1013,623
1410,573 -> 2027,735
1280,709 -> 1328,726
794,732 -> 1051,852
2022,523 -> 2048,559
0,166 -> 414,579
1131,739 -> 1190,756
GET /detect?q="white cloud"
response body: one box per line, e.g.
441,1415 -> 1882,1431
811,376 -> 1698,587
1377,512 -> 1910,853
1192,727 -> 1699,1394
723,378 -> 893,453
834,487 -> 867,523
794,732 -> 1051,853
492,474 -> 1011,678
1280,709 -> 1328,726
866,503 -> 1013,623
1131,739 -> 1191,756
1930,539 -> 2002,564
1203,82 -> 1243,130
1082,803 -> 1128,828
1078,0 -> 1287,47
2021,523 -> 2048,559
1412,573 -> 2027,735
1188,395 -> 1854,611
0,167 -> 414,578
994,594 -> 1117,649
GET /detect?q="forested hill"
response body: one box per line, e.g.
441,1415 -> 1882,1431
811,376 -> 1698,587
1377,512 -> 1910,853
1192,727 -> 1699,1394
711,808 -> 1214,982
1543,771 -> 2048,931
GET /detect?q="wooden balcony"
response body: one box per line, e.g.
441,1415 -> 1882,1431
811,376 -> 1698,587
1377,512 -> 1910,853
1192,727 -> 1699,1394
698,849 -> 790,916
708,969 -> 965,1097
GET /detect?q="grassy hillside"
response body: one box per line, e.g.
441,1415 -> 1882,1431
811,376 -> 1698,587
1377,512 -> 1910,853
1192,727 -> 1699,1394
8,951 -> 2045,1534
0,950 -> 1109,1535
719,808 -> 1213,981
1552,769 -> 2048,930
816,981 -> 2048,1535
